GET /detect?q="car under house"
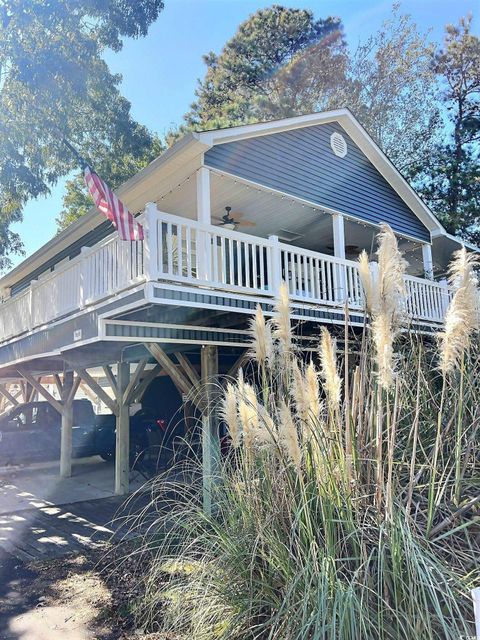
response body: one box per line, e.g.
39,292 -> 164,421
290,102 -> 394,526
0,108 -> 471,496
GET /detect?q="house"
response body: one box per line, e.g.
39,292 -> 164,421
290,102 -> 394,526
0,108 -> 468,497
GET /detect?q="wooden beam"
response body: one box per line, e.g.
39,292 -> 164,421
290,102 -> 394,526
145,344 -> 193,397
201,345 -> 220,515
53,374 -> 63,396
225,351 -> 248,381
80,382 -> 99,405
102,365 -> 118,396
66,374 -> 81,407
28,382 -> 37,402
130,364 -> 162,402
123,359 -> 148,406
73,368 -> 118,416
174,352 -> 201,388
0,384 -> 19,407
17,368 -> 63,414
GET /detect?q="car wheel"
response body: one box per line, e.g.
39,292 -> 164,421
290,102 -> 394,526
100,451 -> 114,462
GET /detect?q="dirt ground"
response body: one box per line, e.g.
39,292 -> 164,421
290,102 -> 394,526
0,547 -> 169,640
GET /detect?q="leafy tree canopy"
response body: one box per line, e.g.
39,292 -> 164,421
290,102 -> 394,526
340,7 -> 440,172
0,0 -> 164,267
413,16 -> 480,243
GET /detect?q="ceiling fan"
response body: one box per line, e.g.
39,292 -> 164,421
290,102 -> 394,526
213,206 -> 256,229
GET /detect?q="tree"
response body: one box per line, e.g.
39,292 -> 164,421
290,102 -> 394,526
168,6 -> 347,144
340,5 -> 440,172
171,5 -> 439,174
57,130 -> 164,230
0,0 -> 164,267
413,16 -> 480,242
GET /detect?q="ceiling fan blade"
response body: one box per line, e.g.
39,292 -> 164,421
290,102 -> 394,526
238,219 -> 256,227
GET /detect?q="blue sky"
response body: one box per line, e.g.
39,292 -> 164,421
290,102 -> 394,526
11,0 -> 478,267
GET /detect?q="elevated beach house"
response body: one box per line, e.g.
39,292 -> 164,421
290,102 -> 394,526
0,109 -> 469,495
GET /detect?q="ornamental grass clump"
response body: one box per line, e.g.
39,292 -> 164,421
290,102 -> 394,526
127,231 -> 479,639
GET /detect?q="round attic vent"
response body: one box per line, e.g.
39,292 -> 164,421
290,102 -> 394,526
330,132 -> 347,158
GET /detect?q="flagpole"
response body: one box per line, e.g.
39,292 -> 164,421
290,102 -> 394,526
62,139 -> 89,171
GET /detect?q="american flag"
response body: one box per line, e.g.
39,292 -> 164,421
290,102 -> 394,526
84,166 -> 144,241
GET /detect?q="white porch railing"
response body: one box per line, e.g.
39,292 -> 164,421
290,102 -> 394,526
404,275 -> 451,324
0,235 -> 144,340
0,206 -> 452,344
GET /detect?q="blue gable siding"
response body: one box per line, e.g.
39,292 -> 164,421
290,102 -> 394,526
204,123 -> 430,242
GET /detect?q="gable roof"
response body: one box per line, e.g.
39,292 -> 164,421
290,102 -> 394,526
204,120 -> 430,242
194,109 -> 444,236
1,108 -> 450,291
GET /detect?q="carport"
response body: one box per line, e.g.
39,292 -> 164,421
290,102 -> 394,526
0,331 -> 247,506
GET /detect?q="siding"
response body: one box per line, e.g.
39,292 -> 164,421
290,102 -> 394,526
205,123 -> 430,242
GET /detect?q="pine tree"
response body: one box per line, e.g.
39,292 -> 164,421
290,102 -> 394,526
413,16 -> 480,242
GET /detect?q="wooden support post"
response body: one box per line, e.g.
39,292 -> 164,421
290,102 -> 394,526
143,202 -> 159,282
196,167 -> 211,224
268,235 -> 282,295
115,362 -> 130,495
17,368 -> 79,478
60,371 -> 74,478
201,345 -> 220,515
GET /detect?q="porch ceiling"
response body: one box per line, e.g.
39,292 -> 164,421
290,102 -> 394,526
157,171 -> 426,265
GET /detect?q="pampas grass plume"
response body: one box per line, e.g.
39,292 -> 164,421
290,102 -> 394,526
358,250 -> 376,313
319,327 -> 342,409
438,247 -> 480,375
249,304 -> 273,367
221,383 -> 240,447
279,401 -> 302,470
273,281 -> 292,356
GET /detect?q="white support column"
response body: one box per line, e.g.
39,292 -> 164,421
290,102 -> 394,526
143,202 -> 159,282
196,167 -> 211,280
201,345 -> 220,516
332,213 -> 346,260
268,235 -> 282,295
115,362 -> 130,496
60,371 -> 74,478
422,243 -> 434,280
332,213 -> 347,302
196,166 -> 211,224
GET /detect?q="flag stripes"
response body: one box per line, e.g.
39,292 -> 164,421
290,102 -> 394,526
84,166 -> 144,241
